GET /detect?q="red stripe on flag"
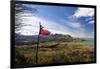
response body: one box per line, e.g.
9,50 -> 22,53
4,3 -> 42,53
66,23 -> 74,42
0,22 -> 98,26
40,28 -> 50,35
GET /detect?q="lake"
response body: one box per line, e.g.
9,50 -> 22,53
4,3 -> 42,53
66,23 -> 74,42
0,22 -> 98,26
80,38 -> 94,46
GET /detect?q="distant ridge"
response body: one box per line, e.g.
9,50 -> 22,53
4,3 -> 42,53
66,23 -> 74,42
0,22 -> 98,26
15,33 -> 73,45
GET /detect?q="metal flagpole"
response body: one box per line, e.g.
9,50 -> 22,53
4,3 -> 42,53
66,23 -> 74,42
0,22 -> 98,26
36,22 -> 41,64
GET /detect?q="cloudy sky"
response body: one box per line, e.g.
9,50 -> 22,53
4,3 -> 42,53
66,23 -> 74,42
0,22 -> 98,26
15,4 -> 95,38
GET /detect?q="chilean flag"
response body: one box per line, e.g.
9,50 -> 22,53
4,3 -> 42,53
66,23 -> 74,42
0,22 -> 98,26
39,25 -> 50,35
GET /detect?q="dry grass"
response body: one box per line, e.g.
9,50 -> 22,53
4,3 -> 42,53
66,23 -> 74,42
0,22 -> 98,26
15,42 -> 95,66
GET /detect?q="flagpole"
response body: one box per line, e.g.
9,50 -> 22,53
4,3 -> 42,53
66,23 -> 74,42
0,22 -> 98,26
36,22 -> 41,64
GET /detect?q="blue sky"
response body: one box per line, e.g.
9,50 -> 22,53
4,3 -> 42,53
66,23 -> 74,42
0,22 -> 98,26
15,4 -> 94,38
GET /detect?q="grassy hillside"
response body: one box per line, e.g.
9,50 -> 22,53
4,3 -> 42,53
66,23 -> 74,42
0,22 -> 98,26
15,41 -> 95,67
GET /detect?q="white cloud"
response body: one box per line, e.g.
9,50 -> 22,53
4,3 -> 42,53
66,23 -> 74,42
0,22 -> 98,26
16,13 -> 72,36
59,18 -> 87,38
68,8 -> 94,38
88,20 -> 94,24
68,22 -> 81,29
85,17 -> 93,21
72,8 -> 95,25
73,8 -> 94,18
59,18 -> 81,29
15,7 -> 93,38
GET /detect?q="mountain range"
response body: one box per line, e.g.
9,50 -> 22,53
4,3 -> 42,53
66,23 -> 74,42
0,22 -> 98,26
15,33 -> 73,45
